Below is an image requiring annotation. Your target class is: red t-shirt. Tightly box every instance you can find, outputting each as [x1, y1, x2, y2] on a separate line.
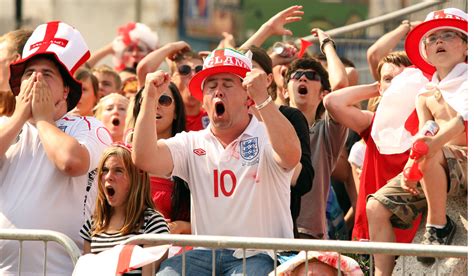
[185, 109, 209, 132]
[352, 115, 422, 243]
[150, 176, 174, 220]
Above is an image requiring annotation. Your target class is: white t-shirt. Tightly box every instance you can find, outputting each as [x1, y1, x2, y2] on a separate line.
[164, 116, 294, 239]
[348, 140, 366, 170]
[0, 115, 111, 276]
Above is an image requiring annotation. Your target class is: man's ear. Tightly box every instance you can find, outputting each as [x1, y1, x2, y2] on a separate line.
[320, 89, 330, 99]
[266, 73, 273, 87]
[12, 53, 21, 62]
[63, 86, 70, 99]
[246, 96, 255, 108]
[283, 87, 290, 100]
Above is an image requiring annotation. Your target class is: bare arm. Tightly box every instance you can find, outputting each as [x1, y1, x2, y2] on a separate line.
[32, 74, 90, 176]
[313, 28, 348, 91]
[136, 41, 191, 88]
[367, 21, 419, 80]
[243, 69, 301, 170]
[86, 42, 114, 68]
[83, 241, 91, 254]
[240, 5, 303, 49]
[415, 95, 464, 158]
[132, 71, 174, 176]
[323, 82, 379, 134]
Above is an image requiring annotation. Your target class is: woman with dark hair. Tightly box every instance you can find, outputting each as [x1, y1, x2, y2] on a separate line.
[126, 81, 191, 234]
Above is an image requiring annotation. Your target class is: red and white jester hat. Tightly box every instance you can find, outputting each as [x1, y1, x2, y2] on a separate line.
[405, 8, 468, 75]
[188, 48, 253, 102]
[9, 21, 90, 111]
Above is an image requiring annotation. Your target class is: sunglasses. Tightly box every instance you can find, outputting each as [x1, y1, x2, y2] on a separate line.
[290, 70, 321, 81]
[423, 31, 463, 45]
[158, 94, 173, 107]
[178, 64, 203, 76]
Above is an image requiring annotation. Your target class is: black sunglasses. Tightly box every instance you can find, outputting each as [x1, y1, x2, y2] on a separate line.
[178, 64, 203, 76]
[158, 94, 173, 107]
[290, 71, 321, 81]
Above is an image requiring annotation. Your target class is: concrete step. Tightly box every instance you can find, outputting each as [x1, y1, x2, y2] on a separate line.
[392, 195, 467, 275]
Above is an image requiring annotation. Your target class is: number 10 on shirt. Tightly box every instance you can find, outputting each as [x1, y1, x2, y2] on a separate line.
[213, 169, 237, 197]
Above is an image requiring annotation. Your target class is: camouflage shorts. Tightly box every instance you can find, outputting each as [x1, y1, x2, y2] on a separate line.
[368, 144, 467, 229]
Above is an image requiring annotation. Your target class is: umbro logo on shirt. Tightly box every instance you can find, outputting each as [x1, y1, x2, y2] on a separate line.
[193, 148, 206, 156]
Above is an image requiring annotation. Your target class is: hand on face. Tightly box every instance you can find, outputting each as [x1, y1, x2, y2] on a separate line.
[31, 72, 56, 123]
[242, 69, 269, 105]
[14, 72, 35, 122]
[144, 70, 171, 99]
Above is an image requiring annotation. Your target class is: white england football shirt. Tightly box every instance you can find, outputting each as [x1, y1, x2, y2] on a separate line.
[0, 115, 111, 275]
[165, 116, 294, 239]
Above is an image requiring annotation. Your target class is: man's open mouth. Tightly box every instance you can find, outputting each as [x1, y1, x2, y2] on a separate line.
[215, 102, 225, 116]
[298, 85, 308, 95]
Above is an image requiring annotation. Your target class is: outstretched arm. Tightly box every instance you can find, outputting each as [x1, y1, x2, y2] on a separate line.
[243, 69, 301, 170]
[240, 5, 303, 49]
[323, 82, 379, 134]
[367, 20, 420, 80]
[136, 41, 191, 88]
[313, 28, 348, 91]
[86, 42, 114, 68]
[132, 71, 174, 177]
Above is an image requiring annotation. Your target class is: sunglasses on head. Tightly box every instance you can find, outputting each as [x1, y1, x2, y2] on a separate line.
[178, 64, 203, 76]
[158, 94, 173, 107]
[290, 70, 321, 81]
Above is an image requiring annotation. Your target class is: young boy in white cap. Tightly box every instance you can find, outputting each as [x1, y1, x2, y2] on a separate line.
[132, 48, 301, 275]
[367, 7, 468, 272]
[0, 21, 111, 274]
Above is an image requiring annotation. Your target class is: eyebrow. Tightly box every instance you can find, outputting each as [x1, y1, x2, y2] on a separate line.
[206, 77, 236, 83]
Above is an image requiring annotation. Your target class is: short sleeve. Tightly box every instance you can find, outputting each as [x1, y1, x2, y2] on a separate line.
[64, 117, 112, 172]
[162, 131, 191, 182]
[79, 218, 93, 242]
[144, 208, 170, 234]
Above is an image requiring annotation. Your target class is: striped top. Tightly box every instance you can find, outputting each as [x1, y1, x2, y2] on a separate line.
[80, 208, 169, 253]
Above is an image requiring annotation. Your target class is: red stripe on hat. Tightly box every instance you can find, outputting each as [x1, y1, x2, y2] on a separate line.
[37, 21, 60, 53]
[116, 245, 135, 274]
[70, 50, 91, 75]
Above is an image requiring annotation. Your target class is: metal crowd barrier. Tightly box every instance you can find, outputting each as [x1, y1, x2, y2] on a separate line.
[125, 234, 468, 275]
[0, 228, 81, 275]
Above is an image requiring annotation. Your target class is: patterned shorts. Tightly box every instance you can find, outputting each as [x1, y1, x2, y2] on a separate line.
[368, 145, 467, 229]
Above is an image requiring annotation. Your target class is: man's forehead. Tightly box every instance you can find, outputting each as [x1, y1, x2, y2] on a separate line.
[426, 28, 461, 36]
[24, 56, 60, 71]
[204, 73, 240, 83]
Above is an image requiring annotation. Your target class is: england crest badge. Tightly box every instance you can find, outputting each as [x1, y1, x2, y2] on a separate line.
[240, 137, 259, 161]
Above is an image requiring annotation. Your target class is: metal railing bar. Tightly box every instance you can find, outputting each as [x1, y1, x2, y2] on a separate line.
[0, 229, 81, 265]
[212, 248, 216, 276]
[300, 0, 446, 42]
[124, 234, 467, 258]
